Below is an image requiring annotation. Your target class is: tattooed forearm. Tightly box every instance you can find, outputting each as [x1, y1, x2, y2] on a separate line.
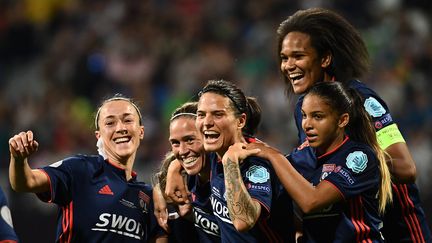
[223, 158, 260, 228]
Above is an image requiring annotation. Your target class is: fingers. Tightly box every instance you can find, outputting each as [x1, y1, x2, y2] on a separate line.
[155, 208, 170, 233]
[9, 131, 38, 159]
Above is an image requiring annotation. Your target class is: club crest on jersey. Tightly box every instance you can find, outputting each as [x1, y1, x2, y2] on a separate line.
[346, 151, 368, 173]
[364, 97, 386, 118]
[138, 191, 150, 213]
[246, 165, 269, 183]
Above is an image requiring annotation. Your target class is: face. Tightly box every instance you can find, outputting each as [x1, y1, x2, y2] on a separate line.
[196, 92, 245, 156]
[95, 100, 144, 162]
[280, 31, 331, 94]
[301, 94, 347, 155]
[169, 116, 205, 175]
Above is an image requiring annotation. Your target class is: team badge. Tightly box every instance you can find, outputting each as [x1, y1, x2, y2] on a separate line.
[346, 151, 368, 173]
[246, 165, 269, 183]
[364, 97, 386, 117]
[138, 191, 150, 213]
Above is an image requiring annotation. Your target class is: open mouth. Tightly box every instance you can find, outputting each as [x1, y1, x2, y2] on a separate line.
[289, 73, 304, 83]
[113, 136, 131, 144]
[203, 130, 220, 143]
[183, 156, 198, 165]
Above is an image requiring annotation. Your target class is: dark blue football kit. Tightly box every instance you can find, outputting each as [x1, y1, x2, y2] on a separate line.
[188, 173, 221, 242]
[37, 155, 163, 243]
[290, 80, 431, 242]
[0, 187, 18, 243]
[209, 152, 295, 243]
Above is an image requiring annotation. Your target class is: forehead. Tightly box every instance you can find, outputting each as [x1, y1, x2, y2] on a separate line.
[282, 31, 314, 51]
[169, 117, 197, 134]
[99, 100, 139, 118]
[198, 92, 231, 111]
[302, 94, 330, 111]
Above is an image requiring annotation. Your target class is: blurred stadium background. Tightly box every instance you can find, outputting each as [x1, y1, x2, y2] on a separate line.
[0, 0, 431, 242]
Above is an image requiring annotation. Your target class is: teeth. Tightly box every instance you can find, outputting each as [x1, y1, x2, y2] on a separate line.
[289, 73, 302, 79]
[204, 131, 218, 135]
[114, 137, 130, 143]
[183, 157, 197, 165]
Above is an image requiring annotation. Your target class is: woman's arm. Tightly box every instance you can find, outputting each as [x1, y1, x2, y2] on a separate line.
[164, 159, 190, 204]
[385, 142, 416, 183]
[222, 143, 262, 232]
[246, 142, 343, 214]
[8, 131, 49, 193]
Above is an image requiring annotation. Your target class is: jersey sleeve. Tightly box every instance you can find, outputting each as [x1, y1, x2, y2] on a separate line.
[36, 156, 83, 205]
[323, 148, 380, 199]
[241, 157, 274, 213]
[0, 188, 18, 242]
[356, 83, 406, 149]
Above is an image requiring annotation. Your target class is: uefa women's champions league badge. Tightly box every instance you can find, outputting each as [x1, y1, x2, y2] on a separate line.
[246, 165, 269, 183]
[138, 191, 150, 213]
[364, 97, 386, 118]
[346, 151, 368, 173]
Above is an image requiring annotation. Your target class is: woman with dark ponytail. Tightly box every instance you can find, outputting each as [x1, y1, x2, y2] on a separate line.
[247, 82, 392, 242]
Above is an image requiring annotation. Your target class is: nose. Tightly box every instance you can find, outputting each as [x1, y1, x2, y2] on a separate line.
[282, 58, 295, 72]
[178, 142, 189, 157]
[203, 114, 213, 127]
[302, 116, 312, 131]
[116, 121, 128, 134]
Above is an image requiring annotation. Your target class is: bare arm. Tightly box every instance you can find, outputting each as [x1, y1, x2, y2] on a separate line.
[222, 143, 262, 232]
[246, 142, 343, 214]
[164, 159, 190, 204]
[386, 142, 416, 183]
[8, 131, 49, 193]
[153, 184, 170, 233]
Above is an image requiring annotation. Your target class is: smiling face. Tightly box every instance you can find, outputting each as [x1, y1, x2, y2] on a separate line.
[301, 93, 348, 155]
[196, 92, 245, 156]
[169, 116, 205, 175]
[280, 31, 332, 95]
[95, 100, 144, 164]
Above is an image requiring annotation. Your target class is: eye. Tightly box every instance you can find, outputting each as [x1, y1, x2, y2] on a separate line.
[105, 120, 115, 126]
[170, 140, 180, 147]
[186, 138, 195, 145]
[196, 112, 205, 119]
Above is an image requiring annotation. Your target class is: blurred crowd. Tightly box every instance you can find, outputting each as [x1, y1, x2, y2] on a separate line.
[0, 0, 431, 242]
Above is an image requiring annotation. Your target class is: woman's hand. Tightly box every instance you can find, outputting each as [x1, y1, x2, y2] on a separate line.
[9, 131, 39, 162]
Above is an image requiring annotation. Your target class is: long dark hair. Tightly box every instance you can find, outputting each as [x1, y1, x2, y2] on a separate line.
[277, 8, 370, 95]
[199, 79, 262, 137]
[305, 82, 392, 213]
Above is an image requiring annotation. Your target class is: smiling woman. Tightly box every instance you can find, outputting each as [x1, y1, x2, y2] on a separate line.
[8, 94, 167, 243]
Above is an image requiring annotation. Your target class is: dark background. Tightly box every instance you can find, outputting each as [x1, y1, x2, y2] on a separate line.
[0, 0, 431, 242]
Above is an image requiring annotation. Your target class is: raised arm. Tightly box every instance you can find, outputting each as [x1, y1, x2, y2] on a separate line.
[222, 143, 262, 232]
[246, 142, 343, 214]
[164, 159, 190, 204]
[8, 131, 49, 193]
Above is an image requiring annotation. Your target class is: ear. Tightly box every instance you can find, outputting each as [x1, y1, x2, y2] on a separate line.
[95, 131, 100, 139]
[139, 125, 145, 139]
[321, 51, 332, 68]
[238, 113, 246, 129]
[338, 113, 349, 128]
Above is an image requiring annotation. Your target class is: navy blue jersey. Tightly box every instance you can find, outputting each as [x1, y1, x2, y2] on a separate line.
[37, 155, 162, 243]
[209, 152, 295, 243]
[0, 187, 18, 242]
[188, 174, 221, 242]
[166, 213, 200, 243]
[295, 137, 384, 242]
[293, 80, 431, 242]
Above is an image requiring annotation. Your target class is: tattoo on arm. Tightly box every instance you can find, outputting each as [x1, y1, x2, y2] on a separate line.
[223, 158, 259, 227]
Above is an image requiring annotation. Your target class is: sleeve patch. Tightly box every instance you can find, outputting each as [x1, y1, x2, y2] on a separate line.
[374, 113, 393, 130]
[346, 151, 368, 173]
[376, 124, 406, 149]
[246, 165, 269, 183]
[364, 97, 386, 117]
